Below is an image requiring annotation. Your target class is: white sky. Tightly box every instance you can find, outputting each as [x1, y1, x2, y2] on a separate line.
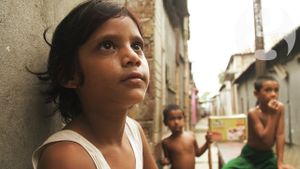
[188, 0, 300, 96]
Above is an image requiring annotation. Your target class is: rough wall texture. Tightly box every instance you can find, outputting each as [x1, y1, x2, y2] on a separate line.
[0, 1, 84, 169]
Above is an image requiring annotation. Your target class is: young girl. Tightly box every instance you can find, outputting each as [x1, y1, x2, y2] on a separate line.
[31, 1, 158, 169]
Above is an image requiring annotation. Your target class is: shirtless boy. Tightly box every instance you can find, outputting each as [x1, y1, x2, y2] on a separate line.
[223, 75, 294, 169]
[161, 104, 212, 169]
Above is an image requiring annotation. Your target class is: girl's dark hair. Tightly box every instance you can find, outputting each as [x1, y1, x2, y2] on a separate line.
[254, 75, 277, 92]
[34, 0, 143, 123]
[163, 104, 184, 125]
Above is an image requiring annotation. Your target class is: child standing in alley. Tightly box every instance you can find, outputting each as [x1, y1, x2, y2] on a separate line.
[223, 75, 294, 169]
[160, 104, 212, 169]
[31, 1, 157, 169]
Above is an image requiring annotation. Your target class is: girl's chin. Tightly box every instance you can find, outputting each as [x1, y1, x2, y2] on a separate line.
[124, 97, 144, 106]
[128, 93, 145, 102]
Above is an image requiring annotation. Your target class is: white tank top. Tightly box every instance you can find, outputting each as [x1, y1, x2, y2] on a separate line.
[32, 117, 143, 169]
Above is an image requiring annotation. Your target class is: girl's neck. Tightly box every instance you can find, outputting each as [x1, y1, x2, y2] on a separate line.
[66, 107, 128, 145]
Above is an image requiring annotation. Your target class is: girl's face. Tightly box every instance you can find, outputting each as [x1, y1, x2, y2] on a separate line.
[165, 109, 185, 133]
[255, 80, 279, 104]
[75, 16, 149, 111]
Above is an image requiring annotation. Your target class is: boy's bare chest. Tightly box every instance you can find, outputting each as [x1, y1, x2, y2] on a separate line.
[257, 109, 279, 126]
[258, 112, 268, 126]
[167, 138, 195, 153]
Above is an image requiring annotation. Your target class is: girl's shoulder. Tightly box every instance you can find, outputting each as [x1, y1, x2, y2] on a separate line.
[33, 131, 95, 169]
[39, 141, 94, 168]
[32, 130, 98, 169]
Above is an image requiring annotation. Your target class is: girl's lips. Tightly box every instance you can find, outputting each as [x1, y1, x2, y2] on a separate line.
[121, 72, 144, 82]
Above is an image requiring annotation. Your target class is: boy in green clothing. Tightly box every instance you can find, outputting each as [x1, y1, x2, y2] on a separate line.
[223, 75, 294, 169]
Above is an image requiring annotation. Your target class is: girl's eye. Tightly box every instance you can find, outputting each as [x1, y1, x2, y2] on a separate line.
[131, 42, 143, 51]
[99, 41, 115, 50]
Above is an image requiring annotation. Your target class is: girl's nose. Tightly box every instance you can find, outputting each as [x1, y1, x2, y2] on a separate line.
[122, 46, 142, 67]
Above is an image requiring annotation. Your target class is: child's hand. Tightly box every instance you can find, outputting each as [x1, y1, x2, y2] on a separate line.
[205, 131, 213, 144]
[268, 99, 282, 113]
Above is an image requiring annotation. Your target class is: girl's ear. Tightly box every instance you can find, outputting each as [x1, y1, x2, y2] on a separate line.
[64, 75, 80, 89]
[64, 79, 78, 88]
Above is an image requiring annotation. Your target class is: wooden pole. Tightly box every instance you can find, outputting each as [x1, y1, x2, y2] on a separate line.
[253, 0, 266, 76]
[208, 118, 212, 169]
[208, 143, 212, 169]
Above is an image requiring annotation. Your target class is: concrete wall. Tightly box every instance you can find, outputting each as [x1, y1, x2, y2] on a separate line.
[237, 81, 250, 114]
[285, 53, 300, 145]
[152, 0, 173, 143]
[219, 81, 234, 115]
[236, 76, 256, 114]
[0, 1, 85, 169]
